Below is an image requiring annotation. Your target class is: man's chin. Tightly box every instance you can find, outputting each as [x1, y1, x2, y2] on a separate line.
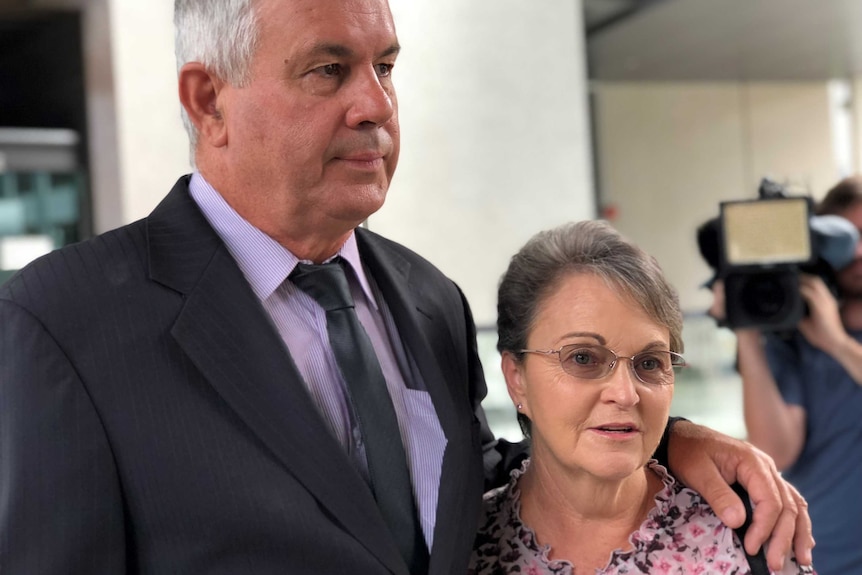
[339, 191, 388, 226]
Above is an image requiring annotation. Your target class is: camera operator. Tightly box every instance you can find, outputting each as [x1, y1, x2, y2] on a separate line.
[709, 176, 862, 575]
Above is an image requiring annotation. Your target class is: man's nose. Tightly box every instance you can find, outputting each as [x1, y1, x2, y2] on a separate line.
[345, 68, 395, 128]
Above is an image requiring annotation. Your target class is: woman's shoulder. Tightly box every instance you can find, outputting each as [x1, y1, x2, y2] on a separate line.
[618, 461, 750, 571]
[472, 463, 523, 559]
[638, 461, 815, 575]
[470, 460, 571, 575]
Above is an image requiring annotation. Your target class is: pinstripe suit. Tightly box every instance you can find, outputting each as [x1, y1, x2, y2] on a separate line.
[0, 176, 513, 574]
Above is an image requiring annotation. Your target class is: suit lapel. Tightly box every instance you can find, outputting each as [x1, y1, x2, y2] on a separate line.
[356, 229, 482, 573]
[355, 230, 461, 446]
[146, 178, 407, 574]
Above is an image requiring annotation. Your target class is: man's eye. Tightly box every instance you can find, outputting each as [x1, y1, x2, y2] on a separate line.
[376, 63, 393, 77]
[316, 63, 342, 77]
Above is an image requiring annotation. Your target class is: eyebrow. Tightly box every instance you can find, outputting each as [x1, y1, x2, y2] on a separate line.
[304, 41, 401, 60]
[556, 332, 605, 345]
[555, 334, 670, 351]
[639, 341, 674, 351]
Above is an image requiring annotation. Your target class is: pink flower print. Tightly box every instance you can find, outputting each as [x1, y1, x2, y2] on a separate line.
[689, 524, 706, 539]
[673, 553, 685, 563]
[527, 565, 543, 575]
[704, 545, 719, 558]
[716, 560, 732, 573]
[656, 558, 673, 573]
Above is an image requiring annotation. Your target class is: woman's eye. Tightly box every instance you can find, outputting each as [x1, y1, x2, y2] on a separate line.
[638, 356, 663, 371]
[568, 350, 595, 365]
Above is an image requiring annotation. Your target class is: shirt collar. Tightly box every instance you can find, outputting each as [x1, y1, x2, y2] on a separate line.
[187, 171, 377, 308]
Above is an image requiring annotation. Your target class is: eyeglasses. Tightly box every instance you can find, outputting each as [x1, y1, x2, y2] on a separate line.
[518, 344, 686, 386]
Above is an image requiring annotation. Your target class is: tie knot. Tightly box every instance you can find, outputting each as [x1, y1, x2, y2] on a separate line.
[290, 259, 355, 312]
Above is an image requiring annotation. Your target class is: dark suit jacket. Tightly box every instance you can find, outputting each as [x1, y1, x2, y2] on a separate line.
[0, 176, 522, 574]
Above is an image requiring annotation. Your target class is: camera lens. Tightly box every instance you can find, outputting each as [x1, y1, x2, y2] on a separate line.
[740, 275, 789, 320]
[725, 269, 805, 330]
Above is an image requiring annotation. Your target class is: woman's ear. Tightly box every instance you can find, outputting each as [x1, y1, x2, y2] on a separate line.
[501, 351, 529, 418]
[178, 62, 228, 148]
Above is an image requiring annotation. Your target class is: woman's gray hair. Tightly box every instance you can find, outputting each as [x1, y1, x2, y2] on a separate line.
[174, 0, 260, 153]
[497, 220, 684, 357]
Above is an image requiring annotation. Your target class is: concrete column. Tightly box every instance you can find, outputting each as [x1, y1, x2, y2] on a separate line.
[378, 0, 595, 325]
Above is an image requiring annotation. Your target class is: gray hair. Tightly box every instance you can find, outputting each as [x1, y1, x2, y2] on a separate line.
[497, 220, 684, 357]
[174, 0, 260, 155]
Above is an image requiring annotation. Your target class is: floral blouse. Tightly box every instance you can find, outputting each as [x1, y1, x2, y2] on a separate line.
[468, 459, 814, 575]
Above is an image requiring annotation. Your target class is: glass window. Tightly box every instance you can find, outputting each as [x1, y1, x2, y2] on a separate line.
[0, 171, 85, 285]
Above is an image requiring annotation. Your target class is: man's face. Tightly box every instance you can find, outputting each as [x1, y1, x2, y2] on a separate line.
[216, 0, 400, 231]
[836, 202, 862, 297]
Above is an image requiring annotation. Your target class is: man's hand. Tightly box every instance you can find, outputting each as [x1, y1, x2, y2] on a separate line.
[798, 273, 862, 385]
[797, 274, 845, 351]
[668, 419, 814, 571]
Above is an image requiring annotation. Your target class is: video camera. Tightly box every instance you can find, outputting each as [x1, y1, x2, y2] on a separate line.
[698, 178, 859, 331]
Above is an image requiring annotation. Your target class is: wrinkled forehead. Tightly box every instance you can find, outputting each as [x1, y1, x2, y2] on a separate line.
[251, 0, 398, 66]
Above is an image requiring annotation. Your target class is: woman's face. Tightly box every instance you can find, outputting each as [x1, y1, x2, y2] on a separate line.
[504, 272, 675, 483]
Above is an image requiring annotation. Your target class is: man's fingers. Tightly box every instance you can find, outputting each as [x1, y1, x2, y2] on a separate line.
[701, 476, 747, 529]
[751, 479, 795, 569]
[745, 472, 815, 571]
[789, 485, 815, 567]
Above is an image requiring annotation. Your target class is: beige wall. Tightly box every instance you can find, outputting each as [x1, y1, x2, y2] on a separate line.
[854, 78, 862, 173]
[378, 0, 594, 326]
[106, 0, 190, 226]
[593, 81, 839, 312]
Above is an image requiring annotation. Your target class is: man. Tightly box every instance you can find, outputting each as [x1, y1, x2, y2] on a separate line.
[711, 176, 862, 574]
[0, 0, 811, 573]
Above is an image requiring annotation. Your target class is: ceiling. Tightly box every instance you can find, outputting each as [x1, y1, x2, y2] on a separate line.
[585, 0, 862, 81]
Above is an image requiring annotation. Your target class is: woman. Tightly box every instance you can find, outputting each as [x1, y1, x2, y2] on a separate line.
[469, 220, 813, 575]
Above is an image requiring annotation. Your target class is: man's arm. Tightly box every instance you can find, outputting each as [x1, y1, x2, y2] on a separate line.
[478, 406, 530, 491]
[797, 274, 862, 385]
[735, 329, 807, 469]
[0, 298, 126, 573]
[667, 419, 814, 572]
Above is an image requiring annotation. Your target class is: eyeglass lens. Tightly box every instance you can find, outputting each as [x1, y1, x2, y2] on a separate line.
[558, 344, 680, 385]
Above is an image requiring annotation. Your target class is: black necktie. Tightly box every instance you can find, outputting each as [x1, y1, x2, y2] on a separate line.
[290, 259, 429, 573]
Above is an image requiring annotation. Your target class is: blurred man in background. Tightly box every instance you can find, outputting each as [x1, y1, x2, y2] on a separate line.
[711, 176, 862, 574]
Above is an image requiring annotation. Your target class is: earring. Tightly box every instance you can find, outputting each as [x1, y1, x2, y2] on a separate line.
[516, 403, 523, 411]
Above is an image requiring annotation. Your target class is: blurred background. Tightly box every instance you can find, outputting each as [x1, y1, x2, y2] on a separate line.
[3, 0, 861, 441]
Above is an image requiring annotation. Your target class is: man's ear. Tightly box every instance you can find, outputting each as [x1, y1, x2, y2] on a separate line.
[178, 62, 228, 148]
[501, 351, 530, 418]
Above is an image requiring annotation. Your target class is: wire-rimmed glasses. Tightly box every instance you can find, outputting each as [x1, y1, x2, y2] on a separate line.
[518, 343, 686, 386]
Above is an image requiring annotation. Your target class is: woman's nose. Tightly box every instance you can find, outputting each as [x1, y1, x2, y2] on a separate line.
[601, 359, 640, 406]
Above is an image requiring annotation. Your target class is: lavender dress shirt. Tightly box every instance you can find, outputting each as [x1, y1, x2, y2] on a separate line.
[188, 172, 446, 549]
